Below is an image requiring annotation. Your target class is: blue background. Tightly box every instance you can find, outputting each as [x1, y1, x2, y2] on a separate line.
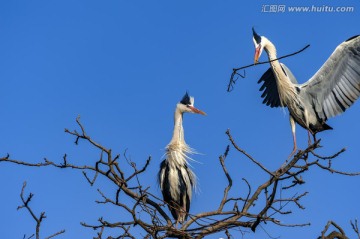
[0, 1, 359, 238]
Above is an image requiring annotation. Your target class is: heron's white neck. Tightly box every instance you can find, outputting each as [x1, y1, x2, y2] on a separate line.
[166, 107, 192, 165]
[262, 37, 279, 61]
[262, 37, 297, 107]
[169, 107, 185, 145]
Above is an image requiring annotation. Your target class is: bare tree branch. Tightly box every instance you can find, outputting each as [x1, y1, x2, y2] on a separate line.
[225, 129, 274, 176]
[351, 219, 360, 239]
[17, 182, 65, 239]
[2, 117, 359, 239]
[319, 221, 349, 239]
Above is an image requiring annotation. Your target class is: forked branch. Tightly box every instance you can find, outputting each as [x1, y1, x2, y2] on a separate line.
[17, 182, 65, 239]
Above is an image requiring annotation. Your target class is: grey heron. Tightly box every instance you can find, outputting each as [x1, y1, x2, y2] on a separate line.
[158, 92, 206, 224]
[252, 28, 360, 156]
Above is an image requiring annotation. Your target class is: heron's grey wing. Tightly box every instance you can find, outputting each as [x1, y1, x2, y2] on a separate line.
[301, 35, 360, 120]
[258, 63, 298, 108]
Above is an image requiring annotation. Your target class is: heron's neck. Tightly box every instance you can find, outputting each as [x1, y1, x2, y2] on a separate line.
[263, 39, 276, 59]
[263, 37, 297, 106]
[167, 107, 193, 166]
[169, 108, 185, 146]
[263, 38, 285, 77]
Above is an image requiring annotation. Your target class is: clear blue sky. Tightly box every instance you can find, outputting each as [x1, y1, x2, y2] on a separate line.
[0, 1, 359, 238]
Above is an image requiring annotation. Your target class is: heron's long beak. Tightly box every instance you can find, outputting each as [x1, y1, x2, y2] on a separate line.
[189, 106, 206, 115]
[254, 44, 261, 64]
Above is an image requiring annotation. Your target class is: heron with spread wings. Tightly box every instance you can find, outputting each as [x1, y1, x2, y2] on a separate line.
[158, 92, 206, 225]
[252, 28, 360, 156]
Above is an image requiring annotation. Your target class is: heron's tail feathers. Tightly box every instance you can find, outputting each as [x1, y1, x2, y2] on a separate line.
[309, 121, 333, 134]
[322, 123, 333, 131]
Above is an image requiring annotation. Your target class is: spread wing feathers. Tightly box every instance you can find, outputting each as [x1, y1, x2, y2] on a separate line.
[258, 63, 298, 108]
[301, 35, 360, 120]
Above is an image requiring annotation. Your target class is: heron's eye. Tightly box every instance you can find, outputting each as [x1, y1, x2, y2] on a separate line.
[186, 104, 190, 108]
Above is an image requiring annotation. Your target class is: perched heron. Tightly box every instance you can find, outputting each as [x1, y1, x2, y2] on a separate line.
[252, 28, 360, 156]
[158, 92, 206, 224]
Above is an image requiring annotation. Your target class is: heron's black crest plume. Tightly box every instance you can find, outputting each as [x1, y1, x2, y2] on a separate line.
[180, 92, 191, 105]
[252, 27, 261, 44]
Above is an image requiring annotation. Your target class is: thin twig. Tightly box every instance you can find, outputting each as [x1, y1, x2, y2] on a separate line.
[227, 44, 310, 92]
[351, 219, 360, 239]
[18, 182, 65, 239]
[226, 129, 274, 176]
[320, 221, 349, 239]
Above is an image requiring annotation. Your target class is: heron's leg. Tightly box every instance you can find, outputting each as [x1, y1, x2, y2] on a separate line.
[288, 116, 297, 159]
[307, 131, 312, 146]
[312, 133, 318, 146]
